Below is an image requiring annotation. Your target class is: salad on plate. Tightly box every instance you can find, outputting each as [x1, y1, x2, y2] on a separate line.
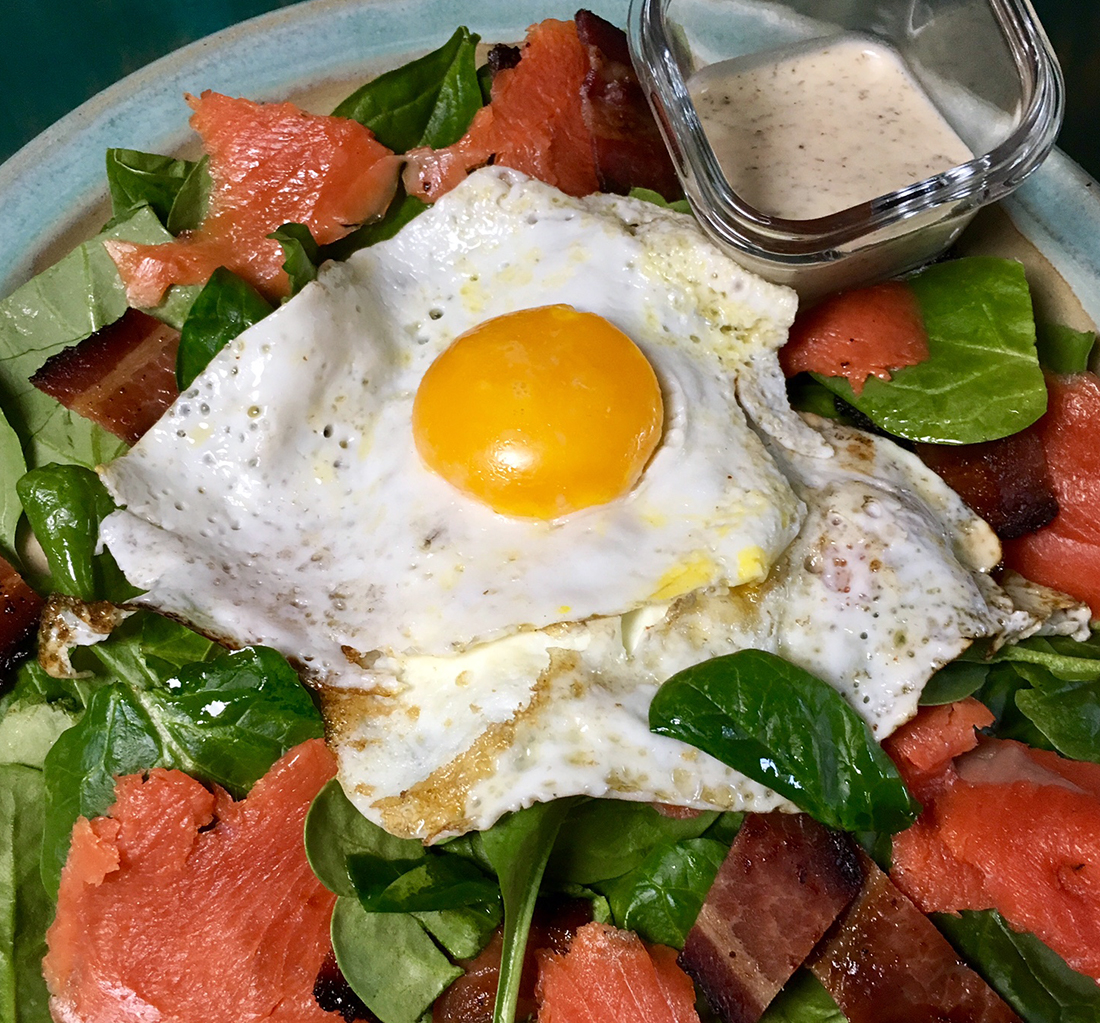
[1, 4, 1099, 1023]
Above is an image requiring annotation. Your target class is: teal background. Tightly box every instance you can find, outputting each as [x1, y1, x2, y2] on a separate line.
[0, 0, 1097, 178]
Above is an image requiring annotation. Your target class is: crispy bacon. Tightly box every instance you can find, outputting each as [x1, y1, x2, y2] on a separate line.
[0, 555, 43, 675]
[808, 851, 1020, 1023]
[574, 10, 682, 200]
[30, 309, 180, 446]
[914, 429, 1058, 540]
[678, 813, 862, 1023]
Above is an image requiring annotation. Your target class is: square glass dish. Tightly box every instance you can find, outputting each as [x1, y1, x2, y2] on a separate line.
[628, 0, 1064, 297]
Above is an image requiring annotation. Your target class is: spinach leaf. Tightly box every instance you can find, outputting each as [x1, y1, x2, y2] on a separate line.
[935, 910, 1100, 1023]
[596, 837, 727, 948]
[0, 208, 172, 472]
[0, 407, 24, 559]
[334, 27, 482, 152]
[816, 258, 1046, 443]
[416, 901, 502, 960]
[176, 267, 273, 389]
[1035, 322, 1096, 375]
[546, 799, 718, 885]
[919, 658, 992, 706]
[628, 186, 693, 215]
[321, 189, 427, 261]
[270, 223, 320, 297]
[105, 149, 209, 231]
[649, 650, 920, 833]
[16, 463, 138, 602]
[481, 799, 578, 1023]
[0, 765, 51, 1023]
[758, 970, 847, 1023]
[786, 374, 845, 420]
[331, 896, 462, 1023]
[351, 853, 499, 913]
[305, 778, 426, 898]
[40, 618, 321, 895]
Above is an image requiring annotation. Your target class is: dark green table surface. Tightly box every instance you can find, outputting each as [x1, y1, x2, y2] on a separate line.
[1, 0, 1097, 178]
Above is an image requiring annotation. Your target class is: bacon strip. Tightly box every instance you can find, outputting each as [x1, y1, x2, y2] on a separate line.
[915, 430, 1058, 540]
[574, 10, 682, 200]
[0, 555, 43, 673]
[678, 813, 862, 1023]
[30, 309, 180, 446]
[808, 851, 1021, 1023]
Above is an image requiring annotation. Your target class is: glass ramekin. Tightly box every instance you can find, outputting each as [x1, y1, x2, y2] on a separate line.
[628, 0, 1064, 297]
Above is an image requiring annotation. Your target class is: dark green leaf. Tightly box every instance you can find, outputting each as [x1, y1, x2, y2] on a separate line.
[105, 149, 204, 227]
[415, 901, 502, 960]
[166, 156, 211, 234]
[476, 62, 494, 104]
[481, 799, 579, 1023]
[786, 374, 844, 419]
[546, 799, 718, 885]
[331, 896, 462, 1023]
[975, 662, 1056, 750]
[919, 659, 992, 706]
[270, 223, 320, 297]
[0, 765, 52, 1022]
[1014, 675, 1100, 763]
[1035, 322, 1096, 374]
[176, 267, 274, 389]
[353, 854, 500, 913]
[597, 837, 727, 947]
[334, 27, 482, 151]
[649, 650, 920, 833]
[305, 778, 426, 898]
[701, 811, 744, 845]
[322, 189, 427, 261]
[759, 970, 847, 1023]
[935, 910, 1100, 1023]
[816, 258, 1046, 443]
[17, 463, 139, 601]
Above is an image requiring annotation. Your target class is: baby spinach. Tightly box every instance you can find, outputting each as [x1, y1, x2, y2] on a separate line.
[758, 971, 847, 1023]
[0, 765, 52, 1023]
[546, 798, 718, 885]
[628, 187, 692, 215]
[0, 407, 24, 559]
[649, 650, 920, 834]
[40, 616, 321, 895]
[1035, 322, 1096, 374]
[270, 223, 320, 297]
[935, 910, 1100, 1022]
[334, 27, 483, 152]
[481, 799, 578, 1023]
[918, 657, 992, 706]
[596, 837, 727, 948]
[331, 897, 462, 1023]
[816, 258, 1046, 444]
[105, 149, 210, 232]
[351, 853, 500, 913]
[176, 267, 273, 389]
[17, 463, 138, 602]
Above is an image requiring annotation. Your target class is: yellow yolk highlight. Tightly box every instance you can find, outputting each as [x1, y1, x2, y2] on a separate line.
[412, 305, 664, 519]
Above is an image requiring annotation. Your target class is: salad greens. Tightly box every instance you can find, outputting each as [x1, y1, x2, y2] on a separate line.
[649, 650, 920, 834]
[104, 149, 210, 233]
[813, 257, 1046, 444]
[0, 408, 25, 558]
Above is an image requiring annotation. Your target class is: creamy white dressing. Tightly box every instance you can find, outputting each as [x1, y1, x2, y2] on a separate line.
[690, 36, 974, 220]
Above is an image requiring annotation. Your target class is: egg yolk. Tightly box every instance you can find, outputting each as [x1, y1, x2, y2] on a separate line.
[412, 305, 664, 519]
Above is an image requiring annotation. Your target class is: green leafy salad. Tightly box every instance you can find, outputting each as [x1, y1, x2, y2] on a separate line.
[1, 17, 1100, 1023]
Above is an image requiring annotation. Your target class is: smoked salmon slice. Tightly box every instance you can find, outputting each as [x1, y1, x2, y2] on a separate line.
[107, 92, 401, 308]
[778, 280, 930, 395]
[44, 738, 339, 1022]
[1002, 371, 1100, 618]
[536, 921, 700, 1023]
[886, 702, 1100, 980]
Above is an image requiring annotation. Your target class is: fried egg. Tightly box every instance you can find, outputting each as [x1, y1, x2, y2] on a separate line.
[98, 168, 1084, 841]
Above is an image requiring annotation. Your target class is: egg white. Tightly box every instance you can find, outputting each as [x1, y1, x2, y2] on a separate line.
[97, 168, 1085, 841]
